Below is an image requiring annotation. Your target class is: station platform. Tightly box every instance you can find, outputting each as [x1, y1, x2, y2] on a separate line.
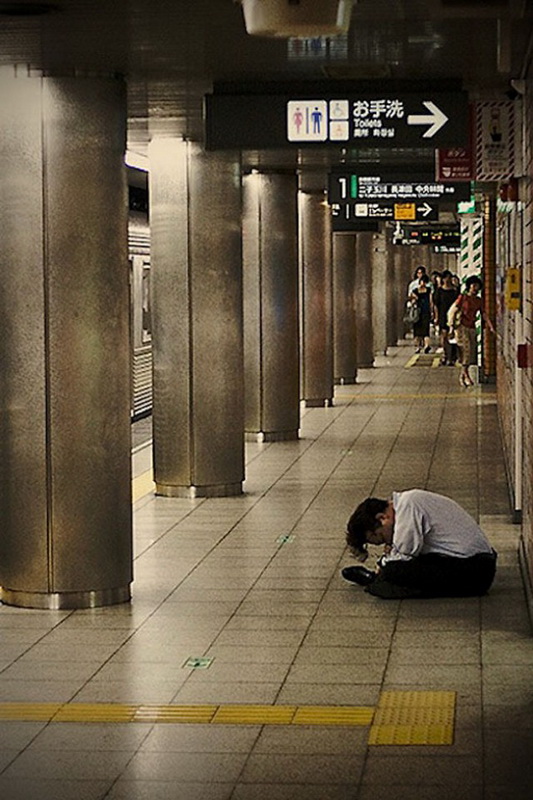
[1, 342, 532, 800]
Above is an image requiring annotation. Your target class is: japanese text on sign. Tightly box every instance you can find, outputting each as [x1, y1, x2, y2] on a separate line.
[328, 172, 471, 204]
[357, 179, 454, 199]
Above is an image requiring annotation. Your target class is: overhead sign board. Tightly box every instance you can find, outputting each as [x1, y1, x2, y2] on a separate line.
[332, 201, 438, 223]
[205, 88, 469, 150]
[331, 211, 380, 233]
[400, 227, 460, 246]
[328, 170, 471, 203]
[436, 147, 474, 181]
[434, 244, 460, 254]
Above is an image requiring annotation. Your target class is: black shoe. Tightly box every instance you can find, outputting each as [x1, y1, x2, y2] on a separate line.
[341, 566, 376, 586]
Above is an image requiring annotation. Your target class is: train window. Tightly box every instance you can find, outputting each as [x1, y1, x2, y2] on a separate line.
[142, 264, 151, 344]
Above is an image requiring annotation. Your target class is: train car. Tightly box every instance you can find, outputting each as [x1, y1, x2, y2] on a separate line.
[128, 170, 152, 420]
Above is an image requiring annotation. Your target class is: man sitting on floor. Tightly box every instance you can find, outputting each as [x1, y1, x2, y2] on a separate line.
[342, 489, 497, 599]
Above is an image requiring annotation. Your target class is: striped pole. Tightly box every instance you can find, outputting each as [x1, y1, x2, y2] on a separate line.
[482, 193, 497, 380]
[459, 215, 484, 382]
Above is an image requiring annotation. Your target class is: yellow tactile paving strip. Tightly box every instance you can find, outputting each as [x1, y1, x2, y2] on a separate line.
[0, 692, 455, 745]
[0, 702, 372, 726]
[212, 705, 297, 725]
[405, 353, 445, 369]
[339, 391, 495, 402]
[292, 705, 374, 726]
[132, 469, 155, 502]
[368, 690, 456, 745]
[405, 353, 422, 368]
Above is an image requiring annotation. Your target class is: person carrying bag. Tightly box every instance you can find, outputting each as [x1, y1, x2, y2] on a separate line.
[447, 275, 495, 386]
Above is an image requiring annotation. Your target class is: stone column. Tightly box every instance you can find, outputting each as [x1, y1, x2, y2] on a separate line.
[354, 232, 374, 367]
[0, 74, 131, 608]
[299, 185, 334, 407]
[243, 171, 299, 440]
[386, 241, 398, 348]
[372, 230, 388, 356]
[148, 139, 244, 497]
[332, 234, 357, 384]
[394, 246, 407, 341]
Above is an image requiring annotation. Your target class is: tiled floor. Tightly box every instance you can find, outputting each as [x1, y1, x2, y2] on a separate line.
[1, 343, 532, 799]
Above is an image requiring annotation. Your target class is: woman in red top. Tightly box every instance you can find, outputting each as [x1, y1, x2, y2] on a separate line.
[449, 276, 495, 387]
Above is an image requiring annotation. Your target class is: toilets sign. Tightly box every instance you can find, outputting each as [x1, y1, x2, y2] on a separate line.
[205, 88, 469, 149]
[287, 97, 447, 143]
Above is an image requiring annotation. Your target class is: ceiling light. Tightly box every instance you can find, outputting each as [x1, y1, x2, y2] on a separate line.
[239, 0, 354, 38]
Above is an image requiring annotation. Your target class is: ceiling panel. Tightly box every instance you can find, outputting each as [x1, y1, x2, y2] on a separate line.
[0, 0, 531, 156]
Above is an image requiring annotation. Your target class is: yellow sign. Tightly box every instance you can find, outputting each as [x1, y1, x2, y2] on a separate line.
[394, 203, 416, 221]
[505, 267, 521, 311]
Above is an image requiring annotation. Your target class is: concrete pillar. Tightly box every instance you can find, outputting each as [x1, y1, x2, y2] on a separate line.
[243, 171, 299, 440]
[299, 186, 334, 407]
[386, 241, 397, 348]
[394, 247, 407, 341]
[332, 234, 357, 384]
[355, 232, 374, 367]
[372, 230, 388, 356]
[149, 139, 244, 497]
[0, 75, 131, 609]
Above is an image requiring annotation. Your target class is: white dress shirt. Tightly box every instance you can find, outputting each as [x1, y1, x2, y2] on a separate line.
[383, 489, 493, 563]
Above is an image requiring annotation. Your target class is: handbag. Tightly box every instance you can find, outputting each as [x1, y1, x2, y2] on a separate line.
[403, 301, 420, 325]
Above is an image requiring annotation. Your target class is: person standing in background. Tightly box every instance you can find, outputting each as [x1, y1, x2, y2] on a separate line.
[411, 274, 434, 354]
[433, 270, 460, 365]
[408, 265, 429, 296]
[448, 275, 495, 386]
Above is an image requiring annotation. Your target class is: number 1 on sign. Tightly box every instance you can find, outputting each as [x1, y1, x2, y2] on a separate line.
[337, 177, 347, 200]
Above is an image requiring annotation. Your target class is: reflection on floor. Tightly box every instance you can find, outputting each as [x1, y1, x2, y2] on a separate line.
[0, 343, 532, 800]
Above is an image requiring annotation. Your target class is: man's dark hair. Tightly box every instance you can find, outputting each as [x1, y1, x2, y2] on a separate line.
[465, 275, 483, 291]
[346, 498, 388, 560]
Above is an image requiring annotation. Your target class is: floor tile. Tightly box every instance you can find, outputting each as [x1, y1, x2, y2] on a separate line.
[253, 725, 369, 754]
[238, 753, 365, 784]
[120, 751, 248, 782]
[107, 782, 233, 800]
[27, 723, 153, 751]
[276, 683, 381, 706]
[232, 786, 357, 800]
[2, 749, 134, 780]
[139, 724, 261, 752]
[0, 779, 112, 800]
[173, 682, 281, 704]
[361, 754, 483, 786]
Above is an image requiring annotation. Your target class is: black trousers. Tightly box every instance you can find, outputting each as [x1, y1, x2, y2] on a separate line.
[366, 550, 497, 599]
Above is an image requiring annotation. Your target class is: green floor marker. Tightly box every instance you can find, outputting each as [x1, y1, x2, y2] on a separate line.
[184, 657, 214, 669]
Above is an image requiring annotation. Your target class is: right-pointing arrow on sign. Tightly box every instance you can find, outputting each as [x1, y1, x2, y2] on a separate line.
[407, 101, 449, 138]
[417, 202, 433, 217]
